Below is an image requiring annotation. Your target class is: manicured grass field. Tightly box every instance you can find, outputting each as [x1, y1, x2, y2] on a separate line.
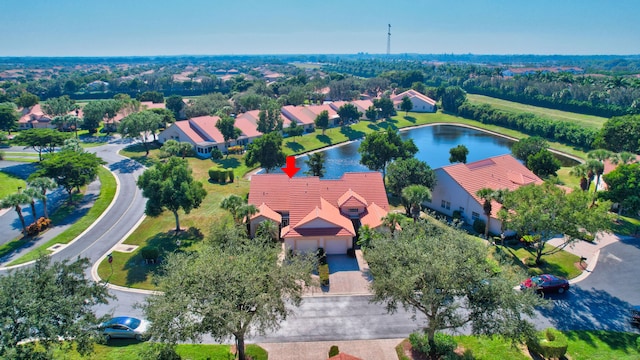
[7, 166, 117, 265]
[494, 242, 582, 279]
[0, 171, 26, 199]
[51, 341, 267, 360]
[467, 94, 608, 129]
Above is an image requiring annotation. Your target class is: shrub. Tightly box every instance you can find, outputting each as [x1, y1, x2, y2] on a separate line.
[218, 170, 227, 184]
[328, 345, 339, 357]
[346, 247, 355, 258]
[227, 145, 244, 154]
[527, 328, 568, 359]
[452, 210, 463, 220]
[210, 147, 223, 160]
[26, 217, 52, 236]
[472, 219, 486, 234]
[208, 167, 220, 182]
[228, 170, 235, 183]
[408, 332, 430, 356]
[138, 343, 180, 360]
[317, 247, 327, 265]
[318, 264, 329, 286]
[434, 333, 457, 357]
[636, 336, 640, 351]
[140, 246, 160, 263]
[0, 150, 4, 160]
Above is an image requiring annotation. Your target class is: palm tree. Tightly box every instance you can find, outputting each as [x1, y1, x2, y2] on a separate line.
[611, 151, 637, 166]
[23, 187, 44, 222]
[569, 164, 590, 191]
[475, 188, 496, 238]
[587, 149, 612, 192]
[381, 212, 403, 236]
[0, 193, 31, 235]
[357, 224, 376, 249]
[256, 220, 279, 242]
[220, 195, 245, 225]
[402, 185, 431, 222]
[304, 152, 326, 177]
[27, 177, 58, 219]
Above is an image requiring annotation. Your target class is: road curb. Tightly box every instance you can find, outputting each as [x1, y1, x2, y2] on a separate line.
[569, 249, 600, 284]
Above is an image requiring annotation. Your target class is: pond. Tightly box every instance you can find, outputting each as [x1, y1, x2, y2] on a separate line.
[267, 124, 579, 179]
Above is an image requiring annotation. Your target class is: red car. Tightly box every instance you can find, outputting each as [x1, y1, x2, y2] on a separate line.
[520, 274, 570, 294]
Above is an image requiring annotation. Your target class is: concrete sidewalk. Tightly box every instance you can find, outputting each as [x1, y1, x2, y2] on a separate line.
[258, 338, 403, 360]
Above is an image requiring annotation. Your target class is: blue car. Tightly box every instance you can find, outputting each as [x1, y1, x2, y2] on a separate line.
[101, 316, 149, 341]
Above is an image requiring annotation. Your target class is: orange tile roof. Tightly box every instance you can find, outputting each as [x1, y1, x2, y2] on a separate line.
[391, 89, 436, 105]
[441, 154, 543, 217]
[350, 99, 374, 113]
[249, 172, 389, 238]
[281, 105, 316, 125]
[251, 203, 282, 223]
[360, 202, 387, 228]
[173, 116, 224, 144]
[234, 116, 263, 138]
[337, 189, 368, 207]
[329, 353, 363, 360]
[140, 101, 166, 110]
[19, 104, 50, 124]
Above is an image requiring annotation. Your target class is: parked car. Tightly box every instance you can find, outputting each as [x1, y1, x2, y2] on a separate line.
[520, 274, 570, 294]
[631, 306, 640, 327]
[101, 316, 149, 341]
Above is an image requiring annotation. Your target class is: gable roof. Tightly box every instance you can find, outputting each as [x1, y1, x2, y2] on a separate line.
[440, 154, 543, 217]
[391, 89, 436, 106]
[338, 188, 368, 208]
[281, 105, 316, 125]
[249, 172, 389, 237]
[19, 104, 51, 125]
[173, 116, 224, 145]
[250, 203, 282, 223]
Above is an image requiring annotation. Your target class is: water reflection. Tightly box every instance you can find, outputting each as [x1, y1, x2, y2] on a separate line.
[266, 125, 578, 179]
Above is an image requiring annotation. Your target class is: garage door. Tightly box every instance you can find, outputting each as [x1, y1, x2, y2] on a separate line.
[325, 239, 348, 255]
[296, 239, 318, 253]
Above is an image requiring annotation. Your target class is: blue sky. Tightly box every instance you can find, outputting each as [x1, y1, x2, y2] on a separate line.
[2, 0, 639, 56]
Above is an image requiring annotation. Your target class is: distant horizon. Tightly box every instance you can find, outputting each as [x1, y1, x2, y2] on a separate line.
[2, 0, 638, 57]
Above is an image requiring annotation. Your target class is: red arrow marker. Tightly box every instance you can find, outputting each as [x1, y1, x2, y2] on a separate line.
[281, 156, 300, 178]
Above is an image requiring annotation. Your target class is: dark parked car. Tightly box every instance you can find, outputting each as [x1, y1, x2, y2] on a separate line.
[520, 274, 570, 294]
[631, 306, 640, 327]
[101, 316, 149, 341]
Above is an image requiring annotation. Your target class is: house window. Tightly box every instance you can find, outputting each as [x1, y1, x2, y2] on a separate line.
[459, 207, 464, 213]
[441, 200, 450, 210]
[472, 212, 480, 220]
[349, 208, 359, 213]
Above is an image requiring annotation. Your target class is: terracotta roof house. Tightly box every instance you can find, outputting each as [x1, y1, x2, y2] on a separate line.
[329, 353, 363, 360]
[248, 172, 390, 254]
[140, 101, 166, 110]
[158, 115, 263, 157]
[18, 104, 53, 129]
[328, 100, 372, 120]
[391, 89, 436, 113]
[426, 154, 543, 235]
[281, 105, 317, 132]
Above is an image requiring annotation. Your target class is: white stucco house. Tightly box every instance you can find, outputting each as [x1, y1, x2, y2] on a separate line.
[391, 89, 437, 113]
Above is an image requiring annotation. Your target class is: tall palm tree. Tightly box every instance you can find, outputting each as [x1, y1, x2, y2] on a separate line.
[256, 220, 279, 242]
[357, 224, 375, 249]
[304, 152, 326, 177]
[27, 177, 58, 219]
[569, 164, 590, 191]
[476, 188, 496, 238]
[23, 187, 44, 222]
[584, 159, 604, 192]
[402, 185, 431, 222]
[586, 149, 612, 192]
[220, 195, 245, 225]
[1, 193, 31, 236]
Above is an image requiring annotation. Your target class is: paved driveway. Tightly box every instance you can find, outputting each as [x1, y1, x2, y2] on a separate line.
[537, 237, 640, 332]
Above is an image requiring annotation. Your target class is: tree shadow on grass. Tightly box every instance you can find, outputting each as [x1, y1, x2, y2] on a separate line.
[214, 157, 240, 169]
[124, 227, 204, 286]
[339, 127, 365, 140]
[285, 141, 305, 153]
[378, 121, 398, 131]
[367, 123, 380, 131]
[316, 134, 331, 145]
[404, 116, 416, 123]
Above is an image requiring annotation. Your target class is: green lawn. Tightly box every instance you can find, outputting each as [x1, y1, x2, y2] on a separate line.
[7, 166, 117, 265]
[0, 171, 26, 199]
[51, 341, 267, 360]
[494, 242, 582, 279]
[467, 94, 608, 129]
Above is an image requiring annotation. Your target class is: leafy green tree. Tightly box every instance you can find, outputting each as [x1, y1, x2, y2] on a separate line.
[27, 177, 58, 219]
[161, 139, 194, 159]
[365, 222, 542, 355]
[601, 163, 640, 216]
[245, 131, 286, 173]
[476, 188, 503, 238]
[81, 99, 122, 134]
[52, 114, 82, 137]
[0, 192, 31, 235]
[33, 150, 105, 203]
[15, 128, 68, 161]
[149, 108, 175, 127]
[314, 110, 330, 135]
[256, 220, 279, 242]
[386, 158, 436, 214]
[400, 96, 413, 115]
[593, 114, 640, 153]
[449, 144, 469, 164]
[185, 93, 232, 118]
[569, 163, 590, 191]
[402, 185, 431, 221]
[137, 157, 207, 232]
[165, 95, 185, 120]
[0, 103, 19, 135]
[142, 229, 314, 360]
[118, 111, 163, 155]
[41, 95, 75, 118]
[511, 137, 548, 164]
[257, 100, 283, 134]
[137, 91, 164, 103]
[358, 128, 418, 178]
[60, 137, 84, 153]
[14, 92, 39, 108]
[215, 115, 241, 155]
[365, 105, 378, 121]
[304, 152, 326, 177]
[284, 120, 304, 140]
[440, 86, 466, 113]
[0, 255, 112, 359]
[373, 97, 395, 119]
[527, 149, 561, 178]
[381, 212, 403, 237]
[502, 182, 613, 264]
[337, 103, 361, 125]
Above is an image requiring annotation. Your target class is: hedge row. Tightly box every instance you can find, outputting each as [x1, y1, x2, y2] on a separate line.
[457, 102, 598, 150]
[208, 167, 235, 184]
